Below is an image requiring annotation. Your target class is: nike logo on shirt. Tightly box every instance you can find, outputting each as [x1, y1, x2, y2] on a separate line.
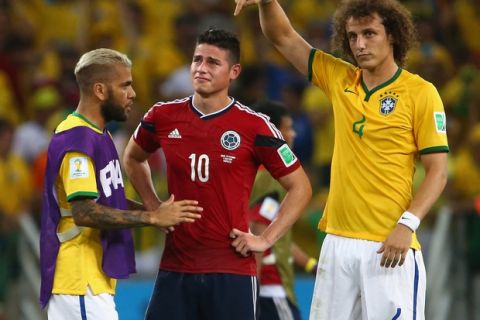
[344, 88, 358, 95]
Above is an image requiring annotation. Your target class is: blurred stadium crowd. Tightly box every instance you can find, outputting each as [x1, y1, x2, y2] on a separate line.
[1, 0, 480, 319]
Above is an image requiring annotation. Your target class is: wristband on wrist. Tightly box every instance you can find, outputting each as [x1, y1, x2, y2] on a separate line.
[397, 211, 420, 232]
[305, 257, 318, 273]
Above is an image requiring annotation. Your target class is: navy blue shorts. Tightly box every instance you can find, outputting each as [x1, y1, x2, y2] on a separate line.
[145, 271, 258, 320]
[257, 296, 302, 320]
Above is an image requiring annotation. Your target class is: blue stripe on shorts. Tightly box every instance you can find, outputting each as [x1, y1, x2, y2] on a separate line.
[79, 295, 87, 320]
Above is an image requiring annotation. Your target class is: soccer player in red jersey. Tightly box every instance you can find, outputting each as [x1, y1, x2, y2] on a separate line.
[123, 28, 312, 320]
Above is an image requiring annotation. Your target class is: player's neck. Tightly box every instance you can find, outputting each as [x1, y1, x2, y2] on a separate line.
[76, 100, 106, 130]
[192, 93, 233, 115]
[361, 59, 398, 90]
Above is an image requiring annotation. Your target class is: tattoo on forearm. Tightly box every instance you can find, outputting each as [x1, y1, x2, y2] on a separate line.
[72, 200, 148, 229]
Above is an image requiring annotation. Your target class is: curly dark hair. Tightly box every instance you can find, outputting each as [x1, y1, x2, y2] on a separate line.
[331, 0, 417, 67]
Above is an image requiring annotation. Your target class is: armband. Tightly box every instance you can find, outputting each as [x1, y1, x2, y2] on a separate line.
[305, 257, 318, 273]
[397, 211, 420, 232]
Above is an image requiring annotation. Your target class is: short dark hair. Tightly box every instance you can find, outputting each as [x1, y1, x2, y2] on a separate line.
[332, 0, 417, 67]
[254, 101, 290, 128]
[196, 27, 240, 64]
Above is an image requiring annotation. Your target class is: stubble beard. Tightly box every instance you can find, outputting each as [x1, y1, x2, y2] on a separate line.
[101, 93, 127, 123]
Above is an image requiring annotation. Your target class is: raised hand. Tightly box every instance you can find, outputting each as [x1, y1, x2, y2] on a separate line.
[149, 194, 202, 228]
[234, 0, 262, 16]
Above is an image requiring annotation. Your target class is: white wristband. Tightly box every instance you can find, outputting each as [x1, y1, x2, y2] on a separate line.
[397, 211, 420, 232]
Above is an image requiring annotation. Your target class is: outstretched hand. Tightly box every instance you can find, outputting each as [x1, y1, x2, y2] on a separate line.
[150, 194, 202, 229]
[230, 228, 272, 256]
[234, 0, 262, 16]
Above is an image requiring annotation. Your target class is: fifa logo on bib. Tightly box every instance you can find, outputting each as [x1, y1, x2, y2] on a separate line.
[379, 92, 399, 116]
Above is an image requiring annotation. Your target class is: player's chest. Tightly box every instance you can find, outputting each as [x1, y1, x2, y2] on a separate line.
[337, 89, 413, 139]
[157, 119, 255, 169]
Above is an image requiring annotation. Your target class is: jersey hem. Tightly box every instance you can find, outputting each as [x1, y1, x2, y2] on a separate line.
[320, 228, 421, 250]
[51, 288, 115, 296]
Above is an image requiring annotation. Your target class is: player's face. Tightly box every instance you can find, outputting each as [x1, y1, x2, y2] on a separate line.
[101, 64, 136, 122]
[279, 116, 296, 148]
[191, 43, 241, 97]
[346, 13, 395, 71]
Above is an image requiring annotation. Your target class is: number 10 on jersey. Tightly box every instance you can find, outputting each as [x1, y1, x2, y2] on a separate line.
[189, 153, 210, 182]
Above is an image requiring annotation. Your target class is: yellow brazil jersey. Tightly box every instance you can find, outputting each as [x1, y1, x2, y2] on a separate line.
[309, 49, 449, 249]
[52, 113, 116, 296]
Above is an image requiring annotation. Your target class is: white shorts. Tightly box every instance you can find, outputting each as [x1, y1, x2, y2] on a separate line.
[47, 286, 118, 320]
[310, 234, 426, 320]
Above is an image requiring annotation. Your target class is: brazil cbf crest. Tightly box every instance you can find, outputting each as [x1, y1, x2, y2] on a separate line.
[379, 91, 399, 116]
[221, 130, 241, 150]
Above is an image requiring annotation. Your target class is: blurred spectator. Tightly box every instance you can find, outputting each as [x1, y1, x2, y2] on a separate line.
[441, 64, 480, 151]
[281, 80, 313, 165]
[13, 85, 61, 163]
[302, 86, 334, 190]
[0, 119, 32, 320]
[454, 0, 480, 66]
[231, 65, 267, 106]
[448, 124, 480, 319]
[158, 13, 199, 101]
[407, 16, 454, 89]
[0, 32, 36, 115]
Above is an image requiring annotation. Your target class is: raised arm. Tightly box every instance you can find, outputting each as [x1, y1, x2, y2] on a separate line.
[123, 137, 161, 211]
[231, 167, 312, 255]
[234, 0, 312, 75]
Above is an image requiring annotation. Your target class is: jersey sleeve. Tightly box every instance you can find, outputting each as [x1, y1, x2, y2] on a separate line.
[253, 122, 301, 179]
[60, 152, 98, 201]
[308, 49, 355, 99]
[133, 106, 161, 153]
[413, 82, 449, 154]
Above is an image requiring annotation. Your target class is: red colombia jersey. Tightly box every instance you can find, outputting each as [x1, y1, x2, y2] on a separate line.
[133, 97, 300, 275]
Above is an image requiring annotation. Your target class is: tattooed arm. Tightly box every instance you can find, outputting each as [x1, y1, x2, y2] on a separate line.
[71, 195, 202, 229]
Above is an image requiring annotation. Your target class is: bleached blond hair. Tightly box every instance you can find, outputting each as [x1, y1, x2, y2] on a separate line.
[74, 48, 132, 93]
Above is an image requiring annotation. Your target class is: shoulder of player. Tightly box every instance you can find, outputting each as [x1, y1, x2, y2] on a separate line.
[231, 101, 282, 134]
[232, 101, 286, 140]
[400, 69, 438, 92]
[55, 114, 102, 135]
[313, 49, 358, 75]
[231, 100, 270, 124]
[147, 96, 191, 115]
